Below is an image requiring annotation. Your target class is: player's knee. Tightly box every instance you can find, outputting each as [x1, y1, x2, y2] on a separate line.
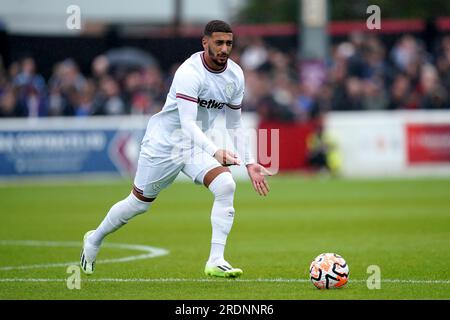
[126, 193, 151, 215]
[210, 172, 236, 199]
[221, 177, 236, 196]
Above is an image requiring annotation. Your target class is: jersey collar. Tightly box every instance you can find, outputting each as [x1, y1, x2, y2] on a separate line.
[201, 52, 227, 74]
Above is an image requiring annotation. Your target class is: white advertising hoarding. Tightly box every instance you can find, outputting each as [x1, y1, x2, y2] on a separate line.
[326, 111, 450, 177]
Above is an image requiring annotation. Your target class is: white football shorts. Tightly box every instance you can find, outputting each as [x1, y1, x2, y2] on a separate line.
[133, 142, 222, 199]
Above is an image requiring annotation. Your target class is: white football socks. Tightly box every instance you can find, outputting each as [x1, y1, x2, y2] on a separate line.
[207, 172, 236, 264]
[87, 173, 236, 266]
[88, 193, 150, 247]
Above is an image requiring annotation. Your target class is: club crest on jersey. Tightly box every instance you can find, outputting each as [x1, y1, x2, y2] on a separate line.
[225, 82, 235, 99]
[198, 98, 225, 109]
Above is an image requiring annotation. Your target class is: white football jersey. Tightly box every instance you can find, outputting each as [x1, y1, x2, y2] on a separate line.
[141, 51, 244, 149]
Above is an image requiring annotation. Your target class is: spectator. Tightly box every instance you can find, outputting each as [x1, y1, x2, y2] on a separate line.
[12, 56, 48, 117]
[0, 85, 18, 117]
[391, 35, 421, 72]
[75, 80, 97, 116]
[0, 55, 7, 91]
[294, 83, 316, 121]
[332, 77, 364, 111]
[362, 79, 389, 110]
[13, 56, 46, 94]
[418, 63, 449, 109]
[240, 37, 269, 71]
[91, 76, 127, 115]
[436, 36, 450, 93]
[47, 59, 87, 116]
[92, 54, 110, 81]
[388, 73, 418, 109]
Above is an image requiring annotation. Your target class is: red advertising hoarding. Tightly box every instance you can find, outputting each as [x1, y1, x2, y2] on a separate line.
[406, 124, 450, 164]
[258, 121, 314, 170]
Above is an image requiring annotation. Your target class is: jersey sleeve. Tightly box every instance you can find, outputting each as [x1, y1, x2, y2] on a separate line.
[174, 64, 219, 156]
[178, 98, 219, 156]
[228, 68, 245, 109]
[173, 64, 202, 103]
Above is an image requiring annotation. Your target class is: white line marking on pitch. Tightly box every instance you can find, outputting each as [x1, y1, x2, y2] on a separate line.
[0, 240, 169, 271]
[0, 278, 449, 284]
[1, 240, 448, 286]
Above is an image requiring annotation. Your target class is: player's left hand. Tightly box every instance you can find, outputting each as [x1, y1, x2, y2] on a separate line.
[246, 163, 272, 196]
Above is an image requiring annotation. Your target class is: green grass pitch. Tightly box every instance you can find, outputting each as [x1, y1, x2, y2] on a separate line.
[0, 175, 449, 299]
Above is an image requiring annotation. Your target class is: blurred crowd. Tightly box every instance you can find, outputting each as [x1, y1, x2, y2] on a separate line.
[0, 48, 167, 117]
[237, 32, 450, 122]
[1, 32, 450, 120]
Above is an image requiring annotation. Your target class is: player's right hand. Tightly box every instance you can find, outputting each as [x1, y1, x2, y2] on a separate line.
[213, 149, 241, 166]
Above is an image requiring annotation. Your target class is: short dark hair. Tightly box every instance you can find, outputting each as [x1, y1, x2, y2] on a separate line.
[203, 20, 232, 36]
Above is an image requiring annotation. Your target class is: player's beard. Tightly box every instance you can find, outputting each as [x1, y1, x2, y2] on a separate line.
[208, 47, 228, 68]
